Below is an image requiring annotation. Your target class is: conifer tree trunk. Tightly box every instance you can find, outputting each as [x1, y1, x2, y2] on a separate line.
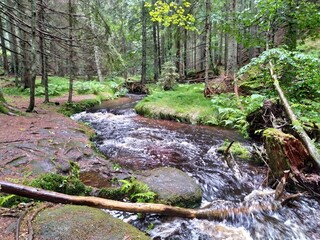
[0, 16, 9, 74]
[152, 0, 159, 82]
[204, 0, 211, 89]
[141, 0, 147, 84]
[38, 0, 49, 103]
[7, 0, 20, 86]
[68, 0, 75, 103]
[226, 0, 237, 77]
[26, 0, 38, 112]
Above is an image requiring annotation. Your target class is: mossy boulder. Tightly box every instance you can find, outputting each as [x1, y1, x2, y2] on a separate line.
[33, 205, 150, 240]
[136, 167, 202, 208]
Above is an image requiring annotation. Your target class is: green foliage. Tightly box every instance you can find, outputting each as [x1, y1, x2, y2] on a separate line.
[30, 162, 91, 196]
[158, 61, 179, 91]
[105, 77, 128, 97]
[211, 94, 266, 137]
[238, 48, 320, 128]
[0, 67, 5, 75]
[119, 178, 157, 203]
[298, 39, 320, 58]
[217, 140, 251, 160]
[0, 162, 91, 207]
[236, 0, 320, 48]
[74, 81, 106, 95]
[145, 0, 196, 31]
[0, 103, 9, 114]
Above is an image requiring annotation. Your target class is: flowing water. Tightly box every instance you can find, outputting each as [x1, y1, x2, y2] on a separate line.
[72, 96, 320, 240]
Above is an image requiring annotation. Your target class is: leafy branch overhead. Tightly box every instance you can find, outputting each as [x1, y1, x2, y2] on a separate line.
[145, 0, 196, 30]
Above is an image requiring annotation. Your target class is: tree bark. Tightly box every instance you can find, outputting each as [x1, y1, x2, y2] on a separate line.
[140, 0, 147, 84]
[7, 1, 20, 86]
[204, 0, 211, 89]
[91, 20, 103, 83]
[269, 62, 320, 168]
[152, 0, 159, 82]
[26, 0, 38, 112]
[68, 0, 75, 103]
[38, 0, 49, 103]
[226, 0, 237, 77]
[0, 16, 9, 74]
[0, 181, 278, 220]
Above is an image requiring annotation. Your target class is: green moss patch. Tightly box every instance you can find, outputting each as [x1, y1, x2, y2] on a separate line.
[217, 140, 251, 160]
[58, 99, 100, 116]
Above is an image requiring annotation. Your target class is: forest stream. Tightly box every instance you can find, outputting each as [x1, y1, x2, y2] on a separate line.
[72, 95, 320, 240]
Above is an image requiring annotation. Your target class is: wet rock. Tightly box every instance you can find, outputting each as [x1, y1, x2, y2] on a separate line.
[33, 205, 150, 240]
[136, 167, 202, 208]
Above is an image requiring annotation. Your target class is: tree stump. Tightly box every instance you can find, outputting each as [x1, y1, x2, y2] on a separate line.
[263, 128, 309, 180]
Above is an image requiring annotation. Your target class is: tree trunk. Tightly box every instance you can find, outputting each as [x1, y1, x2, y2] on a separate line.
[0, 16, 9, 74]
[193, 31, 197, 71]
[152, 0, 159, 82]
[269, 62, 320, 168]
[68, 0, 75, 103]
[184, 28, 188, 78]
[26, 0, 38, 112]
[91, 20, 103, 83]
[0, 181, 279, 220]
[157, 23, 162, 75]
[203, 0, 211, 93]
[140, 0, 147, 84]
[226, 0, 237, 77]
[7, 2, 20, 86]
[38, 0, 49, 103]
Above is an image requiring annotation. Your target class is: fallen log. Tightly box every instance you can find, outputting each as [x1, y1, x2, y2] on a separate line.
[0, 181, 278, 220]
[269, 61, 320, 168]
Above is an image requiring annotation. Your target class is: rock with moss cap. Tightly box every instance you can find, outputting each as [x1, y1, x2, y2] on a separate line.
[136, 167, 202, 208]
[33, 205, 150, 240]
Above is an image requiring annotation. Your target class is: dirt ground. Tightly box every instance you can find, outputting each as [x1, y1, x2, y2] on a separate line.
[0, 94, 114, 239]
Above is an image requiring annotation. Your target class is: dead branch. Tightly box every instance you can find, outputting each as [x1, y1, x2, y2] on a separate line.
[1, 181, 278, 220]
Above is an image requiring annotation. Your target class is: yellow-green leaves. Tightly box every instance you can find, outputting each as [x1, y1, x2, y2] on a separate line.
[145, 0, 196, 31]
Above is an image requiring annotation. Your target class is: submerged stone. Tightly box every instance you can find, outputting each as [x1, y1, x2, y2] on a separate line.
[33, 205, 150, 240]
[136, 167, 202, 208]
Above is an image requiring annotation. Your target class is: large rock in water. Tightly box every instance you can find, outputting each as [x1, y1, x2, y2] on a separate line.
[136, 167, 202, 208]
[33, 205, 150, 240]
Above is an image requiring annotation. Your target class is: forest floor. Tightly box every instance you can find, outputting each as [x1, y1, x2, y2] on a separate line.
[0, 94, 115, 239]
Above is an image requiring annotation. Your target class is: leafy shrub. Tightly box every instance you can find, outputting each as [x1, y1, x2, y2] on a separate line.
[74, 81, 106, 95]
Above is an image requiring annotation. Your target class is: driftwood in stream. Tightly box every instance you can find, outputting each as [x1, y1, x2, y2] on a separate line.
[0, 181, 281, 220]
[268, 61, 320, 169]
